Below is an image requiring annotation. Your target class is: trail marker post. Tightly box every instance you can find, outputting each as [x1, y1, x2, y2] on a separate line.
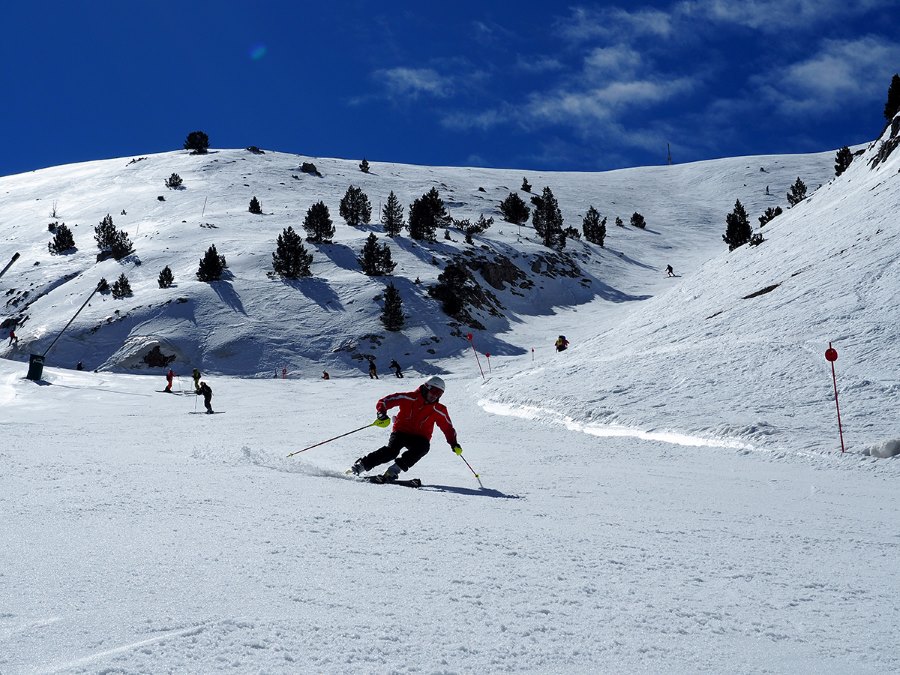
[466, 333, 485, 380]
[825, 343, 845, 453]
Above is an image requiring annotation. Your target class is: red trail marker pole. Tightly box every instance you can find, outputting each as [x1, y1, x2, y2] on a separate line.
[467, 333, 485, 380]
[485, 352, 491, 373]
[825, 343, 845, 453]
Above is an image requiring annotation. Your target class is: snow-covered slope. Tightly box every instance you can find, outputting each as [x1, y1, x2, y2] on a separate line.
[0, 146, 837, 379]
[3, 122, 900, 672]
[480, 120, 900, 459]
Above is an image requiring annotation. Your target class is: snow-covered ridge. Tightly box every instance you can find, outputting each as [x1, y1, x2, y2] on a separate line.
[1, 146, 837, 381]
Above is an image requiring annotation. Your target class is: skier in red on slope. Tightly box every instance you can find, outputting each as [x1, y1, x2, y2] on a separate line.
[164, 368, 175, 392]
[350, 375, 462, 483]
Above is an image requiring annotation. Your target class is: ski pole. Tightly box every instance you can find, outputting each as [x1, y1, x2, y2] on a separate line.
[0, 252, 20, 279]
[287, 422, 376, 457]
[458, 454, 484, 488]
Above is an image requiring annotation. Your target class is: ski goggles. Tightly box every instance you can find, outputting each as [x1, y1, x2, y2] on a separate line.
[423, 385, 443, 402]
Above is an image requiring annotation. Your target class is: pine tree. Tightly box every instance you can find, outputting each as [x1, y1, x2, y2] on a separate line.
[184, 130, 209, 154]
[302, 201, 335, 243]
[834, 146, 853, 177]
[94, 214, 116, 251]
[110, 229, 133, 259]
[158, 265, 174, 288]
[249, 196, 262, 214]
[786, 177, 808, 206]
[521, 177, 531, 193]
[429, 262, 469, 316]
[359, 158, 370, 173]
[884, 73, 900, 122]
[359, 233, 381, 275]
[377, 240, 397, 275]
[94, 214, 133, 260]
[582, 207, 607, 246]
[381, 190, 405, 236]
[459, 214, 493, 244]
[197, 244, 226, 281]
[165, 173, 183, 189]
[615, 216, 624, 227]
[339, 185, 372, 226]
[499, 193, 530, 224]
[272, 226, 313, 278]
[532, 186, 566, 249]
[381, 283, 404, 331]
[408, 187, 449, 241]
[758, 206, 783, 227]
[358, 233, 396, 276]
[630, 212, 646, 229]
[723, 199, 752, 251]
[48, 222, 76, 254]
[111, 273, 132, 299]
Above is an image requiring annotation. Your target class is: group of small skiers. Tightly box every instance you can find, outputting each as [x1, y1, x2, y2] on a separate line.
[163, 367, 214, 413]
[367, 358, 404, 379]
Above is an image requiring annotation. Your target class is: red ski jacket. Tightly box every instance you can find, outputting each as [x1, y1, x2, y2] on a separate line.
[376, 389, 458, 446]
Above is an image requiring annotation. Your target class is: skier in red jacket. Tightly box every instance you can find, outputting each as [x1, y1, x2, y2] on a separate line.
[350, 376, 462, 482]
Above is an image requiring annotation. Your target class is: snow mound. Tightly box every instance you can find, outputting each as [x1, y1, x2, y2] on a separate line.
[866, 439, 900, 459]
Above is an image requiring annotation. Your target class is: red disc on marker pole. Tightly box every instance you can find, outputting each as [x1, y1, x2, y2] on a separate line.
[467, 333, 473, 341]
[825, 347, 838, 362]
[485, 352, 490, 358]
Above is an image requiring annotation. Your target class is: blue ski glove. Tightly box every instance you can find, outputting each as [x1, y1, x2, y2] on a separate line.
[452, 444, 463, 455]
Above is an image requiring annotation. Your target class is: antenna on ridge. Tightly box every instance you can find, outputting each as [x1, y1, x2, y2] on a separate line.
[666, 143, 673, 165]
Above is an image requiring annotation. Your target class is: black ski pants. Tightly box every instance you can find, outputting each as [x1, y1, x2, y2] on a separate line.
[362, 431, 430, 472]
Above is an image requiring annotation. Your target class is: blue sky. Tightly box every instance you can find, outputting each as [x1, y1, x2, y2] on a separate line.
[2, 0, 898, 177]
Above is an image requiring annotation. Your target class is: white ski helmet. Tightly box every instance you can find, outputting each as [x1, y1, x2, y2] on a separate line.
[423, 375, 446, 392]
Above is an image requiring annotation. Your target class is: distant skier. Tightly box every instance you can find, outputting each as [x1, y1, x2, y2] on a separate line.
[192, 368, 201, 394]
[322, 371, 330, 380]
[199, 381, 214, 414]
[8, 329, 18, 346]
[555, 335, 569, 352]
[389, 359, 404, 378]
[164, 368, 175, 393]
[350, 376, 462, 483]
[76, 361, 84, 371]
[666, 264, 675, 277]
[368, 358, 378, 379]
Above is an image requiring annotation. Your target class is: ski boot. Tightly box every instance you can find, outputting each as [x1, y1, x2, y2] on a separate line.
[370, 463, 401, 484]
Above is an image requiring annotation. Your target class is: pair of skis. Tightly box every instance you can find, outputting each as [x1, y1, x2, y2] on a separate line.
[363, 475, 422, 489]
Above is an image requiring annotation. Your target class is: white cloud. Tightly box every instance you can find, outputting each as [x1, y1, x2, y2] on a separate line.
[583, 46, 644, 81]
[374, 67, 453, 100]
[522, 77, 696, 134]
[515, 54, 565, 74]
[555, 6, 675, 42]
[758, 35, 900, 114]
[674, 0, 894, 31]
[441, 108, 508, 132]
